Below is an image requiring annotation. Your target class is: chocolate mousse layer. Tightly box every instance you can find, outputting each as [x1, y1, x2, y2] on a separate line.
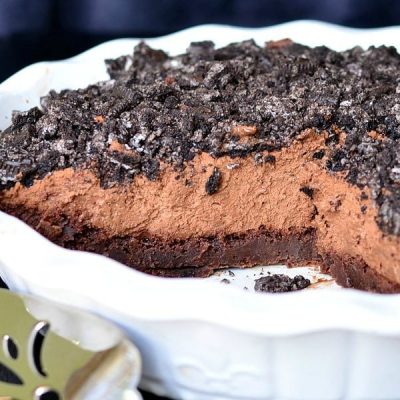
[1, 40, 400, 292]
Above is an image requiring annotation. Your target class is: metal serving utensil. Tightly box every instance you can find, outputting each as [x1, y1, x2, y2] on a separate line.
[0, 289, 142, 400]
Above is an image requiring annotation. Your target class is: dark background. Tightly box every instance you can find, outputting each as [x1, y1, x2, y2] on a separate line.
[1, 0, 400, 82]
[1, 1, 399, 399]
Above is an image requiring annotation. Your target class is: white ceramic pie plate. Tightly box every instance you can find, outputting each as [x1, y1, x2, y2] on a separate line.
[1, 21, 400, 400]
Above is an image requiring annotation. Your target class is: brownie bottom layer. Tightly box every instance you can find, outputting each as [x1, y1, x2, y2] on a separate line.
[320, 253, 400, 293]
[71, 228, 400, 292]
[3, 205, 400, 293]
[67, 227, 319, 277]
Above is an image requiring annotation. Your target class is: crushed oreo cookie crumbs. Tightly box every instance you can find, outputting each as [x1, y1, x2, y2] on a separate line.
[312, 150, 325, 159]
[226, 162, 239, 170]
[300, 186, 314, 199]
[1, 40, 400, 234]
[264, 154, 276, 164]
[254, 274, 311, 293]
[205, 167, 221, 195]
[360, 192, 368, 201]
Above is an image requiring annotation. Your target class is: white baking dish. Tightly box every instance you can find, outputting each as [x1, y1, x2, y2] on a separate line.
[1, 21, 400, 400]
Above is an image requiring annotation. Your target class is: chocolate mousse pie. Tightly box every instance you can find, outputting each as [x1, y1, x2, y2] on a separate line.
[1, 39, 400, 292]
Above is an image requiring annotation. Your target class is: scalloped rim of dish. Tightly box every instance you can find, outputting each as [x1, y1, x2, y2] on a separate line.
[1, 20, 400, 337]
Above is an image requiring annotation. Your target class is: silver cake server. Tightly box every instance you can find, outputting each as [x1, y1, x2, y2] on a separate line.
[0, 289, 142, 400]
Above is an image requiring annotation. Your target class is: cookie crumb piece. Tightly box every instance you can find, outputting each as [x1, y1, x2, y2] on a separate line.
[205, 167, 221, 195]
[264, 154, 276, 164]
[254, 274, 311, 293]
[313, 150, 325, 160]
[300, 186, 314, 199]
[360, 192, 368, 201]
[227, 163, 240, 170]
